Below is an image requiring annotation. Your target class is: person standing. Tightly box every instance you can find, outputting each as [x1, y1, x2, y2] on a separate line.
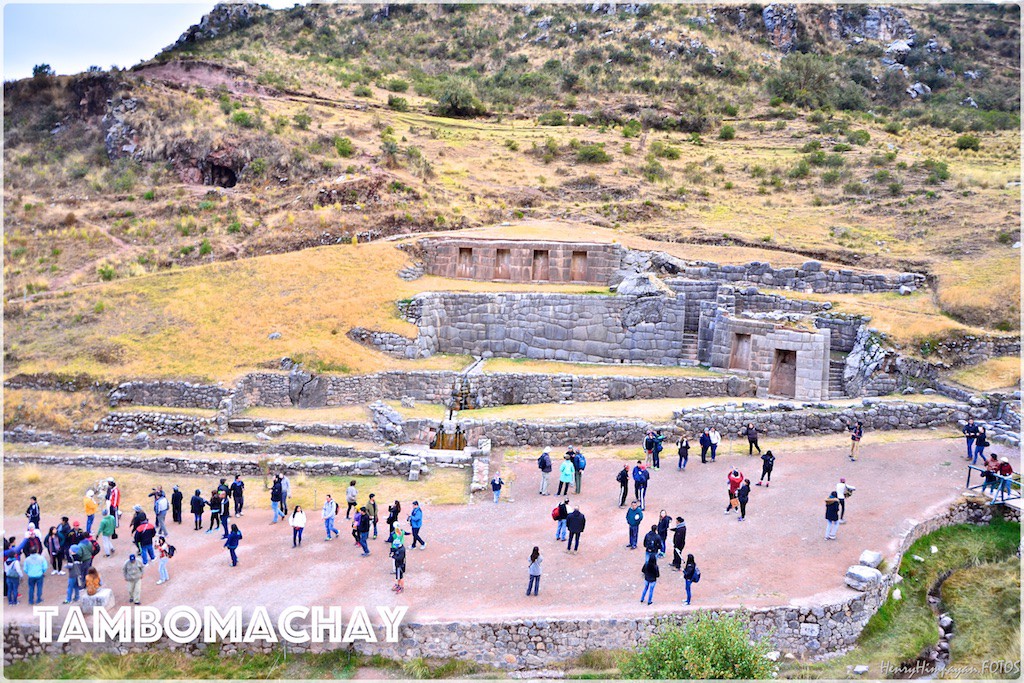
[367, 494, 379, 539]
[640, 555, 660, 605]
[218, 491, 231, 538]
[626, 501, 644, 549]
[737, 479, 751, 522]
[992, 457, 1014, 503]
[558, 455, 574, 496]
[123, 553, 144, 605]
[554, 498, 569, 542]
[4, 554, 23, 605]
[527, 546, 542, 597]
[154, 490, 170, 537]
[64, 554, 81, 604]
[824, 491, 840, 540]
[107, 480, 121, 539]
[322, 494, 340, 541]
[744, 423, 761, 455]
[643, 431, 656, 467]
[385, 501, 401, 544]
[656, 510, 670, 553]
[537, 447, 553, 495]
[357, 507, 371, 556]
[44, 527, 63, 575]
[207, 490, 221, 533]
[190, 490, 206, 531]
[390, 539, 407, 594]
[616, 464, 630, 507]
[643, 524, 664, 564]
[699, 429, 712, 464]
[279, 474, 291, 516]
[757, 450, 775, 487]
[291, 506, 306, 547]
[84, 490, 98, 535]
[24, 551, 47, 606]
[670, 517, 687, 570]
[224, 524, 243, 567]
[565, 506, 586, 554]
[632, 462, 649, 510]
[270, 476, 284, 524]
[652, 430, 665, 470]
[847, 420, 863, 461]
[156, 536, 172, 585]
[98, 512, 116, 557]
[572, 448, 586, 494]
[408, 501, 426, 550]
[171, 485, 184, 524]
[836, 478, 856, 523]
[725, 468, 743, 514]
[345, 481, 358, 519]
[962, 418, 980, 461]
[708, 427, 721, 462]
[683, 554, 699, 605]
[677, 436, 690, 470]
[491, 472, 505, 504]
[25, 497, 41, 529]
[230, 476, 245, 517]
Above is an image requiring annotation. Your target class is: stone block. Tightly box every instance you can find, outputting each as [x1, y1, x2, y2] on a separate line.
[858, 550, 883, 568]
[81, 587, 115, 614]
[845, 565, 882, 591]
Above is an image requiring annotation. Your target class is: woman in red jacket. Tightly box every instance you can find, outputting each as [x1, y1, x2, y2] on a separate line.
[725, 469, 744, 514]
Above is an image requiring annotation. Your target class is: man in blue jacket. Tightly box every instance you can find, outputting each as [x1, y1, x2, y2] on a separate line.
[408, 501, 425, 550]
[632, 462, 650, 510]
[625, 501, 644, 549]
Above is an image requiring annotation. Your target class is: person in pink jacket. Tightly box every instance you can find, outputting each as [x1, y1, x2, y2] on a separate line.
[725, 468, 744, 514]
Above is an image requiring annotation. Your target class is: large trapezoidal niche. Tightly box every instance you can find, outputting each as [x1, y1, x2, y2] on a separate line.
[769, 348, 798, 398]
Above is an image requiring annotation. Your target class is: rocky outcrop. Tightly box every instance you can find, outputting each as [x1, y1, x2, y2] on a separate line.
[762, 4, 799, 52]
[826, 7, 914, 43]
[166, 3, 265, 52]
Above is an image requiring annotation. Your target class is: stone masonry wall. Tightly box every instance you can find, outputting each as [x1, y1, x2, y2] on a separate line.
[107, 381, 231, 410]
[97, 411, 216, 437]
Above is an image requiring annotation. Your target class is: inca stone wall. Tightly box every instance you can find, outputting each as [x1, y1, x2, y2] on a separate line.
[734, 287, 830, 315]
[107, 381, 231, 410]
[98, 411, 216, 437]
[814, 315, 867, 353]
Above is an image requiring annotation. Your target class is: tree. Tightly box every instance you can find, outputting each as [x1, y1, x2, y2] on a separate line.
[32, 64, 54, 78]
[432, 78, 485, 118]
[766, 53, 839, 109]
[619, 614, 776, 679]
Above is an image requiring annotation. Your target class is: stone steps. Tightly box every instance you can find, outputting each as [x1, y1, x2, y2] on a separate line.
[828, 359, 847, 400]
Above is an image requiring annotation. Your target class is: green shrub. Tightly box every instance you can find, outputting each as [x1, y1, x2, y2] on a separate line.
[230, 111, 257, 128]
[199, 239, 212, 256]
[387, 95, 409, 112]
[433, 78, 485, 117]
[538, 110, 568, 126]
[922, 158, 950, 183]
[292, 113, 312, 130]
[821, 169, 841, 185]
[833, 143, 852, 152]
[333, 137, 355, 158]
[504, 139, 519, 152]
[96, 264, 117, 281]
[571, 114, 589, 126]
[385, 78, 409, 93]
[576, 144, 611, 163]
[353, 84, 373, 97]
[248, 158, 268, 177]
[873, 169, 892, 182]
[800, 140, 821, 153]
[641, 157, 670, 182]
[846, 129, 871, 145]
[884, 121, 903, 135]
[718, 125, 736, 140]
[622, 119, 642, 138]
[722, 103, 738, 116]
[620, 614, 775, 679]
[650, 141, 681, 160]
[955, 134, 981, 151]
[142, 190, 156, 201]
[789, 160, 811, 179]
[888, 181, 903, 196]
[843, 181, 867, 195]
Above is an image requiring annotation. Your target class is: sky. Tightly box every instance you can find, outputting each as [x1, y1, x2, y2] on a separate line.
[3, 2, 297, 81]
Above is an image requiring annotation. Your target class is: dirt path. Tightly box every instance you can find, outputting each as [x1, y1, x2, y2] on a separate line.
[3, 436, 1017, 625]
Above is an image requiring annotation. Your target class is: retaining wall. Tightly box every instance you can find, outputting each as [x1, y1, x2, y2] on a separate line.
[98, 412, 216, 437]
[662, 258, 925, 294]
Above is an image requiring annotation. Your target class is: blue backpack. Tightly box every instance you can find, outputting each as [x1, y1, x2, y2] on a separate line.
[576, 454, 587, 471]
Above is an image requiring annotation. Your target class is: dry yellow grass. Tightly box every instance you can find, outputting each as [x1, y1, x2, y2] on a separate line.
[949, 356, 1022, 392]
[3, 389, 108, 431]
[481, 357, 719, 377]
[933, 253, 1021, 331]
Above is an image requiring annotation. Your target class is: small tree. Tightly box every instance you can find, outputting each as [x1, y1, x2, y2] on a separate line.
[32, 64, 55, 78]
[433, 78, 484, 118]
[620, 614, 775, 679]
[292, 112, 312, 130]
[955, 134, 981, 151]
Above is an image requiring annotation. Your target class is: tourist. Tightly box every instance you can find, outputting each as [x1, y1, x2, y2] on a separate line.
[537, 447, 553, 495]
[24, 550, 46, 605]
[357, 506, 372, 556]
[206, 489, 221, 533]
[643, 524, 664, 564]
[699, 429, 712, 463]
[156, 536, 172, 585]
[322, 494, 340, 541]
[527, 546, 542, 596]
[367, 494, 379, 539]
[557, 454, 574, 496]
[836, 478, 856, 523]
[73, 531, 94, 578]
[56, 517, 72, 556]
[962, 418, 980, 461]
[491, 472, 505, 504]
[616, 464, 630, 507]
[129, 505, 147, 534]
[824, 491, 840, 540]
[640, 555, 660, 605]
[345, 481, 358, 519]
[626, 500, 643, 549]
[218, 491, 231, 538]
[217, 478, 230, 495]
[565, 506, 586, 554]
[737, 479, 751, 522]
[572, 447, 586, 494]
[25, 497, 40, 529]
[846, 420, 863, 461]
[683, 554, 700, 605]
[744, 423, 762, 455]
[553, 498, 569, 542]
[171, 485, 184, 524]
[133, 516, 156, 565]
[974, 426, 989, 464]
[5, 553, 23, 605]
[657, 510, 670, 553]
[153, 488, 169, 537]
[385, 500, 401, 544]
[106, 480, 121, 539]
[44, 527, 63, 575]
[85, 567, 101, 596]
[123, 553, 144, 604]
[652, 430, 665, 470]
[632, 462, 650, 510]
[390, 537, 407, 593]
[670, 517, 687, 570]
[64, 555, 81, 604]
[230, 476, 245, 517]
[643, 431, 656, 467]
[279, 473, 291, 516]
[98, 511, 116, 557]
[992, 457, 1014, 503]
[270, 475, 284, 524]
[408, 501, 426, 550]
[725, 468, 743, 514]
[708, 427, 721, 462]
[84, 490, 98, 535]
[224, 524, 243, 567]
[677, 435, 690, 470]
[757, 450, 775, 487]
[982, 454, 1001, 494]
[391, 525, 406, 550]
[290, 505, 306, 547]
[351, 507, 363, 545]
[190, 490, 206, 531]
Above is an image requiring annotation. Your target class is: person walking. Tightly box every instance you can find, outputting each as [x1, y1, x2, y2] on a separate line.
[616, 464, 630, 507]
[291, 506, 306, 547]
[836, 478, 856, 523]
[571, 448, 586, 494]
[189, 490, 206, 531]
[737, 479, 751, 522]
[825, 491, 841, 540]
[652, 430, 665, 470]
[527, 546, 542, 597]
[345, 481, 358, 519]
[133, 517, 156, 566]
[218, 491, 231, 538]
[390, 539, 407, 594]
[757, 450, 775, 486]
[279, 474, 291, 516]
[557, 455, 574, 496]
[44, 527, 63, 575]
[206, 490, 221, 533]
[846, 420, 863, 461]
[408, 501, 426, 550]
[64, 554, 81, 604]
[322, 494, 340, 541]
[84, 490, 98, 535]
[351, 508, 363, 546]
[156, 536, 172, 585]
[725, 468, 743, 514]
[656, 510, 670, 553]
[640, 555, 660, 605]
[230, 476, 245, 517]
[643, 524, 664, 564]
[25, 497, 41, 530]
[974, 426, 989, 464]
[632, 462, 650, 510]
[565, 506, 586, 554]
[677, 435, 690, 470]
[962, 418, 980, 462]
[270, 476, 284, 524]
[708, 427, 721, 462]
[385, 501, 401, 544]
[744, 423, 762, 455]
[224, 524, 243, 566]
[357, 507, 372, 556]
[670, 517, 687, 570]
[24, 551, 47, 606]
[554, 498, 569, 542]
[699, 429, 712, 464]
[5, 554, 23, 605]
[98, 512, 116, 557]
[683, 554, 700, 605]
[171, 485, 184, 524]
[537, 447, 553, 495]
[626, 501, 643, 549]
[367, 494, 379, 539]
[490, 472, 505, 504]
[123, 553, 144, 605]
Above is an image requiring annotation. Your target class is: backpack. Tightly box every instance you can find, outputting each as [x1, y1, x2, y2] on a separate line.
[90, 539, 101, 557]
[4, 559, 18, 578]
[167, 545, 176, 558]
[692, 566, 701, 583]
[576, 454, 587, 471]
[551, 506, 560, 521]
[537, 454, 546, 470]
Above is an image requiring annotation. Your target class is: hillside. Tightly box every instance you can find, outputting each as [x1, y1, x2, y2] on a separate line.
[3, 3, 1020, 382]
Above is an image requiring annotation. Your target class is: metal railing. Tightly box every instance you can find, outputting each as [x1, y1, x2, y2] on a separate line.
[966, 464, 1021, 505]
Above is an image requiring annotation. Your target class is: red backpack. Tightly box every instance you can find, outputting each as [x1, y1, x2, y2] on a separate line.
[551, 506, 559, 521]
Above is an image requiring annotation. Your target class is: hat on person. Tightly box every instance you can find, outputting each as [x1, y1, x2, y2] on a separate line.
[72, 521, 80, 528]
[543, 446, 551, 454]
[840, 478, 846, 483]
[412, 501, 419, 505]
[133, 505, 142, 511]
[1000, 457, 1009, 463]
[86, 490, 94, 497]
[26, 523, 36, 531]
[173, 485, 179, 491]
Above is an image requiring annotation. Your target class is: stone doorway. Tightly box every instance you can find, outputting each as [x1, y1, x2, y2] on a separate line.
[769, 349, 797, 398]
[729, 333, 751, 370]
[495, 249, 511, 279]
[571, 251, 588, 282]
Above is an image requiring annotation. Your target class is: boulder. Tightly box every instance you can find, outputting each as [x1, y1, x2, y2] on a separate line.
[859, 549, 883, 568]
[80, 587, 115, 614]
[845, 565, 883, 591]
[613, 272, 672, 297]
[853, 665, 870, 675]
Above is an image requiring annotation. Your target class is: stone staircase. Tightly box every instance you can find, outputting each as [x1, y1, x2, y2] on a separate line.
[679, 332, 699, 365]
[828, 359, 847, 399]
[557, 375, 575, 403]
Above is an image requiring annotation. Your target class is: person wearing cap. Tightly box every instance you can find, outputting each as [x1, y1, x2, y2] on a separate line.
[25, 497, 40, 530]
[123, 553, 144, 604]
[571, 447, 585, 494]
[83, 491, 98, 535]
[171, 485, 184, 525]
[557, 454, 574, 497]
[835, 477, 856, 523]
[391, 536, 408, 594]
[129, 505, 146, 534]
[632, 462, 650, 510]
[992, 456, 1015, 504]
[408, 502, 425, 550]
[537, 447, 553, 496]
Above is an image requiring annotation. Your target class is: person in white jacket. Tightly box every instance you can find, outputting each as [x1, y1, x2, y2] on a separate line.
[708, 428, 722, 462]
[322, 495, 340, 541]
[835, 478, 856, 524]
[291, 506, 307, 547]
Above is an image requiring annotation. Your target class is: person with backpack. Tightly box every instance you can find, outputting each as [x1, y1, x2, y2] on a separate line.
[557, 455, 574, 496]
[229, 477, 245, 517]
[84, 490, 98, 535]
[270, 476, 284, 524]
[224, 524, 243, 567]
[357, 506, 372, 556]
[632, 462, 650, 510]
[744, 423, 762, 455]
[345, 481, 358, 519]
[408, 501, 425, 550]
[683, 554, 700, 605]
[385, 501, 401, 544]
[123, 553, 144, 604]
[490, 472, 505, 504]
[64, 553, 81, 604]
[640, 555, 660, 605]
[652, 430, 665, 470]
[643, 431, 656, 467]
[171, 485, 184, 524]
[571, 448, 586, 494]
[625, 501, 644, 549]
[699, 429, 712, 464]
[73, 534, 95, 581]
[725, 468, 744, 514]
[553, 498, 569, 542]
[322, 494, 340, 541]
[5, 554, 23, 605]
[824, 491, 841, 540]
[152, 489, 170, 537]
[390, 538, 407, 594]
[133, 518, 156, 565]
[670, 517, 687, 570]
[24, 550, 47, 606]
[616, 464, 630, 507]
[291, 506, 306, 547]
[189, 490, 206, 531]
[25, 497, 40, 530]
[677, 435, 690, 470]
[44, 527, 63, 575]
[527, 546, 542, 596]
[565, 506, 586, 554]
[835, 478, 855, 523]
[737, 479, 751, 522]
[643, 524, 664, 563]
[156, 536, 172, 585]
[757, 450, 775, 486]
[537, 447, 553, 495]
[846, 420, 863, 461]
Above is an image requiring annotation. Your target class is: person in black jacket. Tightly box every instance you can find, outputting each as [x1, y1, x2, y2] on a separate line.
[206, 489, 221, 534]
[640, 555, 660, 605]
[357, 507, 371, 556]
[385, 501, 401, 545]
[683, 554, 698, 605]
[537, 447, 552, 496]
[656, 510, 670, 554]
[677, 436, 690, 470]
[825, 491, 840, 540]
[737, 479, 751, 522]
[390, 542, 407, 593]
[25, 498, 41, 529]
[189, 490, 206, 531]
[218, 492, 231, 538]
[616, 465, 630, 507]
[699, 430, 712, 464]
[270, 476, 284, 524]
[170, 486, 183, 525]
[757, 450, 775, 487]
[565, 507, 586, 554]
[129, 505, 146, 534]
[744, 423, 762, 455]
[670, 518, 687, 570]
[230, 476, 245, 517]
[643, 524, 664, 563]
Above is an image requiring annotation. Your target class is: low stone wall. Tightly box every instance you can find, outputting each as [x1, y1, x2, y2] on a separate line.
[347, 327, 427, 360]
[108, 381, 231, 410]
[735, 287, 829, 315]
[98, 411, 216, 437]
[226, 417, 377, 442]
